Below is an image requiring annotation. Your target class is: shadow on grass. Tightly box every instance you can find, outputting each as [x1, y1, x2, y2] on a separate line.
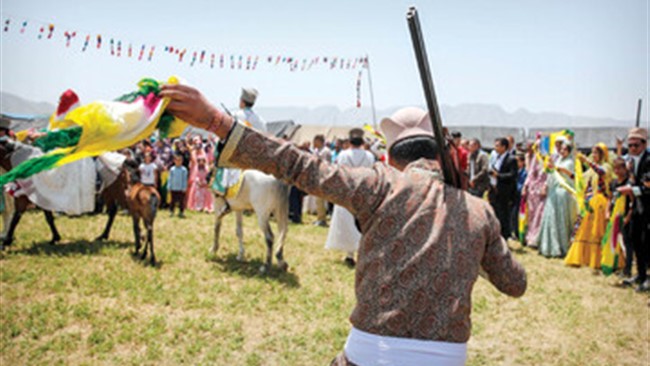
[211, 253, 301, 288]
[12, 238, 133, 257]
[129, 251, 164, 269]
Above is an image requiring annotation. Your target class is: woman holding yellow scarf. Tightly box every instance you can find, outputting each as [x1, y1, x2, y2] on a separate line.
[565, 143, 613, 270]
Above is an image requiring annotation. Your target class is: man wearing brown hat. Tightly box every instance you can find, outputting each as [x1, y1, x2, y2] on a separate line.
[618, 127, 649, 292]
[160, 85, 526, 365]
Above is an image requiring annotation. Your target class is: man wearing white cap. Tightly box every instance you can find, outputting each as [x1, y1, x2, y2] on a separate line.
[161, 84, 527, 366]
[213, 88, 267, 196]
[234, 87, 267, 133]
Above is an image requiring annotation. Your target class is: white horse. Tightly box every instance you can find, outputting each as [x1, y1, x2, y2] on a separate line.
[212, 169, 290, 273]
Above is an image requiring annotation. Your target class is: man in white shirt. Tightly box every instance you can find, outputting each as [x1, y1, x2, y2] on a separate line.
[312, 134, 332, 227]
[233, 88, 267, 133]
[214, 88, 267, 196]
[325, 128, 375, 267]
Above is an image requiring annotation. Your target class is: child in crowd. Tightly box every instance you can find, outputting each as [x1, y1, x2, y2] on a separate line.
[512, 154, 528, 239]
[167, 154, 188, 217]
[139, 153, 158, 187]
[609, 158, 634, 276]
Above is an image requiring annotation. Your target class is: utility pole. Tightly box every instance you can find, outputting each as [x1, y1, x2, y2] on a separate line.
[636, 98, 642, 128]
[365, 54, 378, 129]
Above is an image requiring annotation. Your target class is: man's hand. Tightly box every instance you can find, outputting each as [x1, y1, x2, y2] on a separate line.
[160, 84, 233, 138]
[617, 185, 633, 196]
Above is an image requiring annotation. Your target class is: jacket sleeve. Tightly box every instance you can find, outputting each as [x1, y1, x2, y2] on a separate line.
[217, 123, 390, 223]
[480, 205, 527, 297]
[472, 154, 489, 182]
[496, 156, 518, 181]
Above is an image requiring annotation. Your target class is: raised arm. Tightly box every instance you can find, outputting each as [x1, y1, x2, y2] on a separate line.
[160, 84, 390, 222]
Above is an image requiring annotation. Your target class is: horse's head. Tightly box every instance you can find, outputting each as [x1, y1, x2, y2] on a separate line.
[0, 138, 16, 171]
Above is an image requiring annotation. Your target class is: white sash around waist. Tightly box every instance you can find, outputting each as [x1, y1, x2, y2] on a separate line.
[344, 327, 467, 366]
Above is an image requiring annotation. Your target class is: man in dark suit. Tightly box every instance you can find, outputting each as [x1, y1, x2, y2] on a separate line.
[619, 127, 649, 292]
[489, 137, 518, 239]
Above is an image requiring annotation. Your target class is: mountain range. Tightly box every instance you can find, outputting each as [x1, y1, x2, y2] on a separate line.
[1, 91, 639, 130]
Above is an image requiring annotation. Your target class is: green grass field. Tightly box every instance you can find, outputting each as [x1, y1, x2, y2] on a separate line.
[1, 210, 648, 365]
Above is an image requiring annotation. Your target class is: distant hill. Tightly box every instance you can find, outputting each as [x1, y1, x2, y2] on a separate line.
[1, 91, 55, 115]
[256, 103, 638, 129]
[1, 90, 640, 141]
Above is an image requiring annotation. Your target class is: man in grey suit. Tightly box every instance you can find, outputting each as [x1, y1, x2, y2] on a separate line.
[467, 138, 490, 198]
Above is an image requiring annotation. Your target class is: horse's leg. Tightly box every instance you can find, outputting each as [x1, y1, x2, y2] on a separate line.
[132, 215, 141, 254]
[211, 213, 222, 256]
[236, 211, 245, 261]
[43, 210, 61, 244]
[211, 198, 228, 255]
[257, 213, 274, 274]
[145, 193, 158, 265]
[146, 221, 155, 265]
[140, 218, 149, 261]
[96, 202, 118, 241]
[274, 206, 289, 272]
[2, 210, 23, 247]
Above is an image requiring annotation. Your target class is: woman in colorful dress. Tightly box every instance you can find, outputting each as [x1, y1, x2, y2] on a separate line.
[521, 139, 548, 247]
[537, 142, 576, 257]
[191, 155, 214, 213]
[564, 143, 612, 270]
[186, 136, 214, 212]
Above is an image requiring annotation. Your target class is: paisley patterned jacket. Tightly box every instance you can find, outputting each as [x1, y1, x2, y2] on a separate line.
[217, 123, 527, 343]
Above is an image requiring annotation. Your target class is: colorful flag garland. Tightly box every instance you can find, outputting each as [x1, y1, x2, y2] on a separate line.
[2, 14, 370, 107]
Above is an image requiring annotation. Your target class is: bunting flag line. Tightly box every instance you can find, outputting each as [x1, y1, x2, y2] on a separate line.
[0, 77, 188, 187]
[1, 14, 369, 73]
[2, 12, 370, 106]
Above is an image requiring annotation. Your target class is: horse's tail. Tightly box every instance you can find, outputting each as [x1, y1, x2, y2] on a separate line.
[149, 193, 159, 220]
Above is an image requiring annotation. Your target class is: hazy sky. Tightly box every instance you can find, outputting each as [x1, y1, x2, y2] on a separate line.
[1, 0, 648, 123]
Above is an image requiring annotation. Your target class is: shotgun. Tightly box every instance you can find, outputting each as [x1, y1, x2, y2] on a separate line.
[406, 6, 460, 188]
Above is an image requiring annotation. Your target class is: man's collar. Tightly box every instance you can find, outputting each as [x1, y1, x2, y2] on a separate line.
[404, 158, 442, 173]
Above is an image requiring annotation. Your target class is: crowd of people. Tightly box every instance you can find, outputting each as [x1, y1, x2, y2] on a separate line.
[304, 126, 649, 294]
[457, 128, 648, 292]
[2, 87, 647, 294]
[119, 120, 649, 293]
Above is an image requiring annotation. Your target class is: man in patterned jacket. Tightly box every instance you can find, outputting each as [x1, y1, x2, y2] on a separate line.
[161, 84, 527, 366]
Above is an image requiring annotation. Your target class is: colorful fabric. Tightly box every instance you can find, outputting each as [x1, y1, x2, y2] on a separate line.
[517, 197, 528, 243]
[600, 194, 626, 275]
[574, 154, 587, 215]
[538, 156, 576, 257]
[363, 124, 386, 145]
[0, 77, 188, 186]
[522, 156, 547, 247]
[565, 192, 608, 268]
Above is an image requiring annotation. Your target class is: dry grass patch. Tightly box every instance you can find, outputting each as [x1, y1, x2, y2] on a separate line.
[1, 210, 648, 365]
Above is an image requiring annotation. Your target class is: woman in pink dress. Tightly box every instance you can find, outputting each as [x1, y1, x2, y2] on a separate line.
[186, 136, 213, 212]
[521, 143, 547, 247]
[192, 155, 214, 212]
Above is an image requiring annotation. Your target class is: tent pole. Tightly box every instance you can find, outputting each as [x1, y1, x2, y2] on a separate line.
[635, 98, 642, 128]
[365, 54, 378, 129]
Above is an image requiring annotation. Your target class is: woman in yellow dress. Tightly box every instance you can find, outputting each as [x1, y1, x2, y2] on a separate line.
[564, 143, 613, 270]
